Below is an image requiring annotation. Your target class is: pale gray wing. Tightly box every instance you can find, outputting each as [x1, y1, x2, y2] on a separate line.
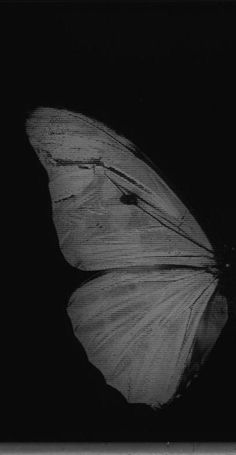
[26, 107, 215, 272]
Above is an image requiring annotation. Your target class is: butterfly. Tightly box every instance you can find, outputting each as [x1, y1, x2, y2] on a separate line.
[26, 107, 229, 409]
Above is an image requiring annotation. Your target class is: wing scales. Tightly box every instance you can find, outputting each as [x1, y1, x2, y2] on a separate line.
[26, 107, 227, 407]
[26, 107, 212, 255]
[68, 269, 217, 406]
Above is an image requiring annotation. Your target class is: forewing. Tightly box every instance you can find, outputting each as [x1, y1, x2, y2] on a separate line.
[26, 107, 214, 271]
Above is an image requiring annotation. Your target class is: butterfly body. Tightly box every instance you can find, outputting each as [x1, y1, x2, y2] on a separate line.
[26, 107, 228, 408]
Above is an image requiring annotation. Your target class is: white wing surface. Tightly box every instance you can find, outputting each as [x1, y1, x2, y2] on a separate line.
[26, 107, 227, 407]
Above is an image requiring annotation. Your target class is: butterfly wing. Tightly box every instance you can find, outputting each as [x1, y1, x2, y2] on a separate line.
[26, 107, 228, 407]
[68, 269, 219, 406]
[26, 107, 214, 270]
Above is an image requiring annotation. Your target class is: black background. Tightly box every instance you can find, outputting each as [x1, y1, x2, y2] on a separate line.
[2, 1, 236, 442]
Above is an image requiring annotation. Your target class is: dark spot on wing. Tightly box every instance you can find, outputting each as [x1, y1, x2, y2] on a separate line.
[120, 193, 138, 205]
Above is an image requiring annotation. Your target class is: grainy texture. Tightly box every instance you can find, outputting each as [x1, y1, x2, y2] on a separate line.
[26, 107, 228, 408]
